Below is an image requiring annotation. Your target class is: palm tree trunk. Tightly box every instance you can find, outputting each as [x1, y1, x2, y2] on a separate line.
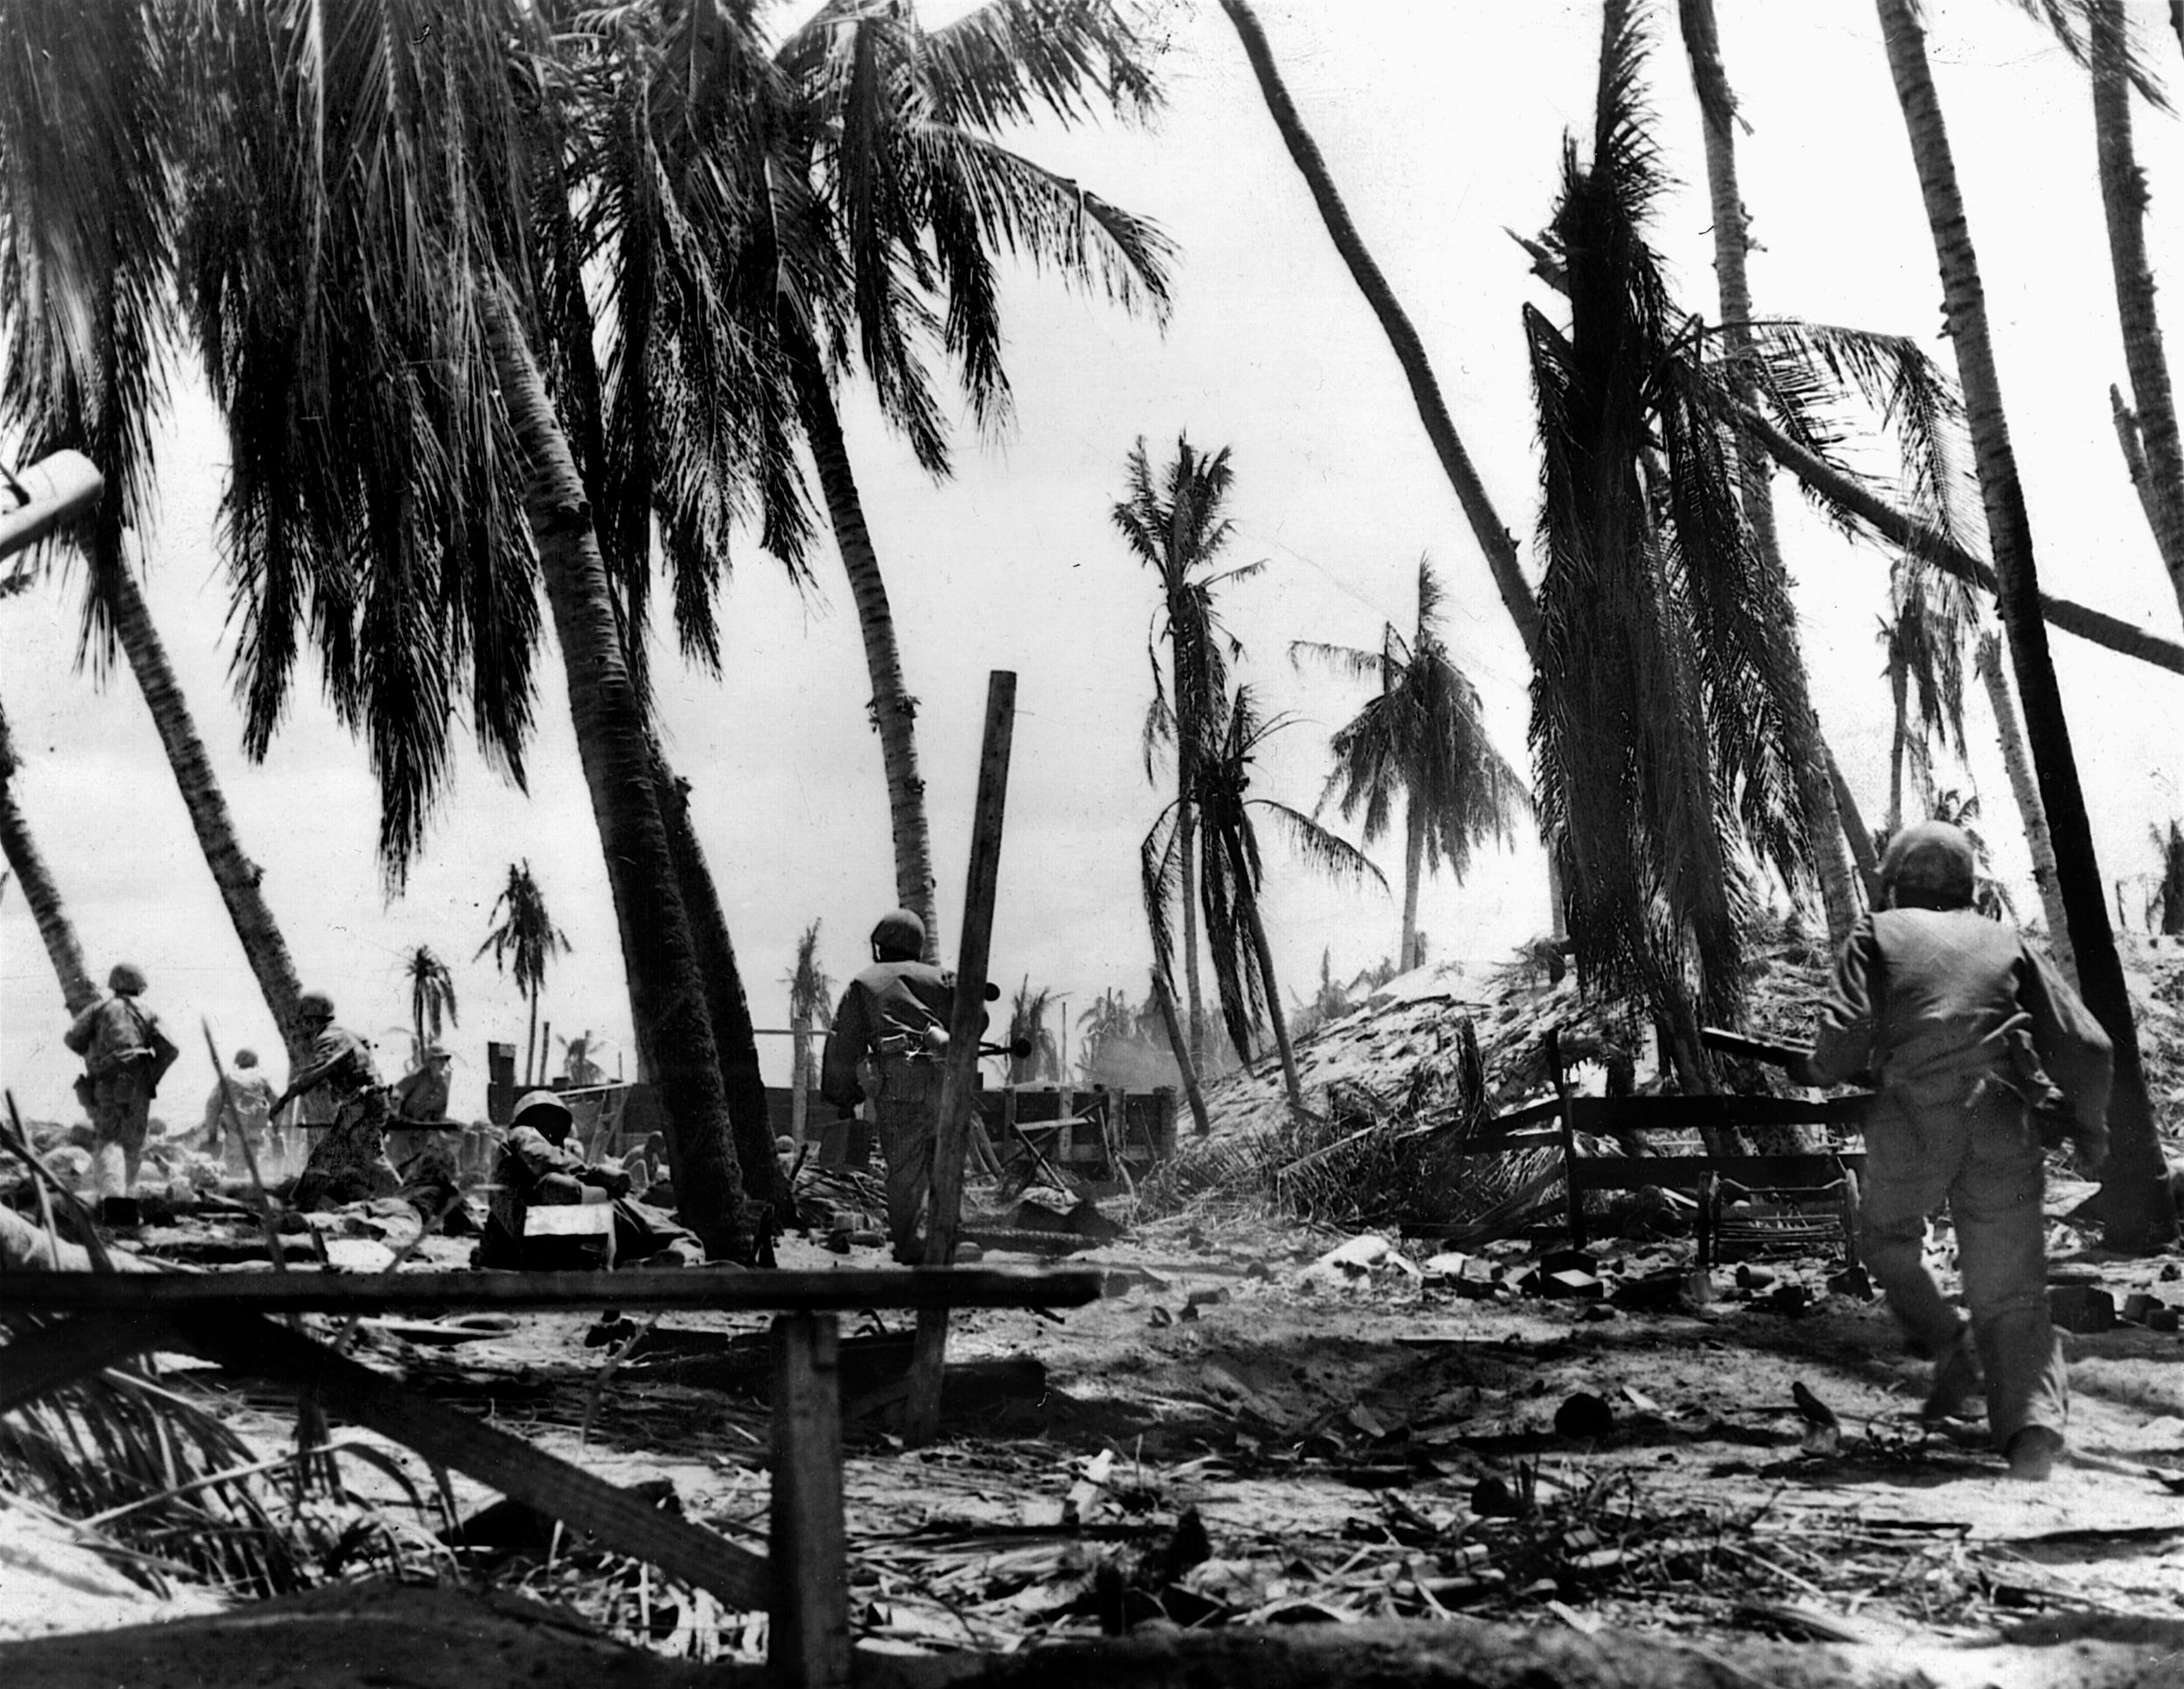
[1977, 632, 2077, 983]
[1149, 968, 1211, 1136]
[652, 747, 785, 1217]
[788, 347, 941, 963]
[1680, 0, 1857, 945]
[1241, 889, 1303, 1114]
[2091, 0, 2184, 601]
[103, 564, 309, 1067]
[481, 287, 750, 1261]
[0, 696, 98, 1015]
[1400, 799, 1425, 972]
[524, 991, 540, 1090]
[1216, 0, 1540, 661]
[1823, 740, 1883, 904]
[1178, 748, 1207, 1068]
[1886, 649, 1910, 835]
[1877, 0, 2173, 1249]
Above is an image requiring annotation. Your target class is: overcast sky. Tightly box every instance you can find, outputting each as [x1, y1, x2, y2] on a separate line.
[5, 0, 2181, 1124]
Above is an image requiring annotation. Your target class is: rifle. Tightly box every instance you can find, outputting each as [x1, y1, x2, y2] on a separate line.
[1699, 1028, 1811, 1071]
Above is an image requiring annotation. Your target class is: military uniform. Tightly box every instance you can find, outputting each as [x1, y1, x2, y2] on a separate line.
[1804, 822, 2109, 1478]
[65, 982, 163, 1199]
[820, 910, 956, 1261]
[478, 1090, 694, 1268]
[288, 1011, 401, 1209]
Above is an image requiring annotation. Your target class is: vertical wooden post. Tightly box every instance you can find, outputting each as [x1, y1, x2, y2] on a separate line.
[771, 1312, 850, 1689]
[790, 1013, 812, 1149]
[1057, 1083, 1076, 1163]
[1548, 1027, 1586, 1249]
[905, 673, 1016, 1446]
[1149, 969, 1212, 1136]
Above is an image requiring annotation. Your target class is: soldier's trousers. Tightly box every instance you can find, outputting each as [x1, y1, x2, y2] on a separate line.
[1859, 1088, 2066, 1447]
[874, 1056, 944, 1258]
[88, 1069, 151, 1199]
[291, 1090, 402, 1210]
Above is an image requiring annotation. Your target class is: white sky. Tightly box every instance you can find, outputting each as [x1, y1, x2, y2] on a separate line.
[5, 0, 2182, 1123]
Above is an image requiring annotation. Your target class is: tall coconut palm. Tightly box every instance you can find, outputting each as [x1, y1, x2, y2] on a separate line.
[784, 919, 833, 1148]
[1975, 630, 2076, 979]
[1678, 0, 1861, 940]
[476, 862, 568, 1092]
[0, 689, 96, 1014]
[0, 0, 311, 1063]
[1876, 553, 1980, 834]
[1144, 686, 1384, 1113]
[1293, 558, 1529, 973]
[1005, 979, 1061, 1083]
[1113, 433, 1260, 1069]
[738, 0, 1171, 959]
[1876, 0, 2174, 1247]
[1525, 2, 1817, 1080]
[401, 945, 459, 1071]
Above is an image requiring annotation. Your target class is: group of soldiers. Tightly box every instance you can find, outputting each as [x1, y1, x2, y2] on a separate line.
[59, 838, 2122, 1481]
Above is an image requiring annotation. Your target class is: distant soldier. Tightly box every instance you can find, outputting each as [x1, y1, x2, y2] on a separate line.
[1797, 821, 2111, 1482]
[821, 909, 957, 1263]
[64, 963, 176, 1201]
[274, 991, 400, 1209]
[202, 1048, 280, 1180]
[392, 1045, 454, 1125]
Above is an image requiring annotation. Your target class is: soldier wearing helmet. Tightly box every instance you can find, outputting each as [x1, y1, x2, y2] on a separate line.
[274, 990, 402, 1208]
[1797, 820, 2111, 1481]
[203, 1046, 281, 1180]
[477, 1089, 696, 1269]
[63, 962, 177, 1203]
[820, 909, 957, 1262]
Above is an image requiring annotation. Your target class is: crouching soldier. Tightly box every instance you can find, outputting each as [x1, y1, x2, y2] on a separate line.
[479, 1090, 699, 1269]
[277, 992, 402, 1209]
[1797, 821, 2110, 1482]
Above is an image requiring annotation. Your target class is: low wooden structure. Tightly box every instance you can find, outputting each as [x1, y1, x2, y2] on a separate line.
[0, 1266, 1101, 1688]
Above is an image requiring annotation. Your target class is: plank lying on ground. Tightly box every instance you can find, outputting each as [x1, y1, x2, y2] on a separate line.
[0, 1312, 187, 1416]
[0, 1266, 1104, 1317]
[176, 1312, 770, 1609]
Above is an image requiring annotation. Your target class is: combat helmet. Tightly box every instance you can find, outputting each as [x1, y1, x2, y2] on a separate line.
[512, 1089, 574, 1132]
[297, 990, 336, 1022]
[1879, 820, 1977, 909]
[870, 907, 926, 959]
[107, 962, 147, 996]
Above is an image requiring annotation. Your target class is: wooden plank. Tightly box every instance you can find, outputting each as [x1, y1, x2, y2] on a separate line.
[0, 1312, 185, 1416]
[909, 671, 1017, 1446]
[180, 1312, 770, 1609]
[1571, 1154, 1863, 1193]
[1567, 1095, 1867, 1132]
[770, 1313, 850, 1689]
[0, 1266, 1104, 1318]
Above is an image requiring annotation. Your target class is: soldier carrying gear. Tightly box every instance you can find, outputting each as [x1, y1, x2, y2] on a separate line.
[821, 909, 957, 1262]
[1797, 820, 2110, 1482]
[64, 963, 177, 1203]
[478, 1090, 697, 1269]
[276, 991, 402, 1209]
[203, 1047, 280, 1179]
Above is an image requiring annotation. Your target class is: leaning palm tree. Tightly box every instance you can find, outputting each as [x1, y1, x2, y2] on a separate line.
[1144, 686, 1384, 1113]
[1113, 433, 1261, 1069]
[1876, 0, 2173, 1247]
[0, 689, 95, 1014]
[0, 0, 311, 1063]
[1876, 553, 1980, 835]
[401, 945, 459, 1072]
[476, 862, 568, 1090]
[1293, 558, 1529, 973]
[746, 0, 1171, 958]
[1975, 629, 2076, 978]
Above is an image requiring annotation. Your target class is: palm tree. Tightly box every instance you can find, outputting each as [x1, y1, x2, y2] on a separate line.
[1976, 630, 2075, 979]
[1678, 0, 1861, 940]
[1074, 986, 1139, 1085]
[784, 919, 833, 1149]
[1113, 433, 1261, 1069]
[1144, 687, 1384, 1113]
[1876, 554, 1980, 835]
[1293, 558, 1528, 973]
[401, 945, 459, 1072]
[0, 3, 311, 1063]
[476, 862, 568, 1092]
[1005, 979, 1061, 1083]
[1525, 2, 1816, 1082]
[1876, 0, 2173, 1247]
[740, 0, 1171, 958]
[0, 689, 96, 1014]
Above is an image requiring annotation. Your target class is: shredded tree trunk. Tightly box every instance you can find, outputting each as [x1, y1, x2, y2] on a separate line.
[1679, 0, 1858, 944]
[483, 287, 750, 1262]
[1400, 800, 1425, 973]
[1877, 0, 2174, 1249]
[791, 345, 941, 963]
[2091, 0, 2184, 606]
[1242, 890, 1303, 1114]
[0, 694, 97, 1015]
[104, 565, 308, 1068]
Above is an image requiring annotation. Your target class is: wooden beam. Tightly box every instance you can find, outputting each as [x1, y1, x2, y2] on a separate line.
[0, 1313, 184, 1416]
[769, 1313, 850, 1688]
[907, 672, 1018, 1445]
[0, 1266, 1103, 1319]
[178, 1312, 770, 1609]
